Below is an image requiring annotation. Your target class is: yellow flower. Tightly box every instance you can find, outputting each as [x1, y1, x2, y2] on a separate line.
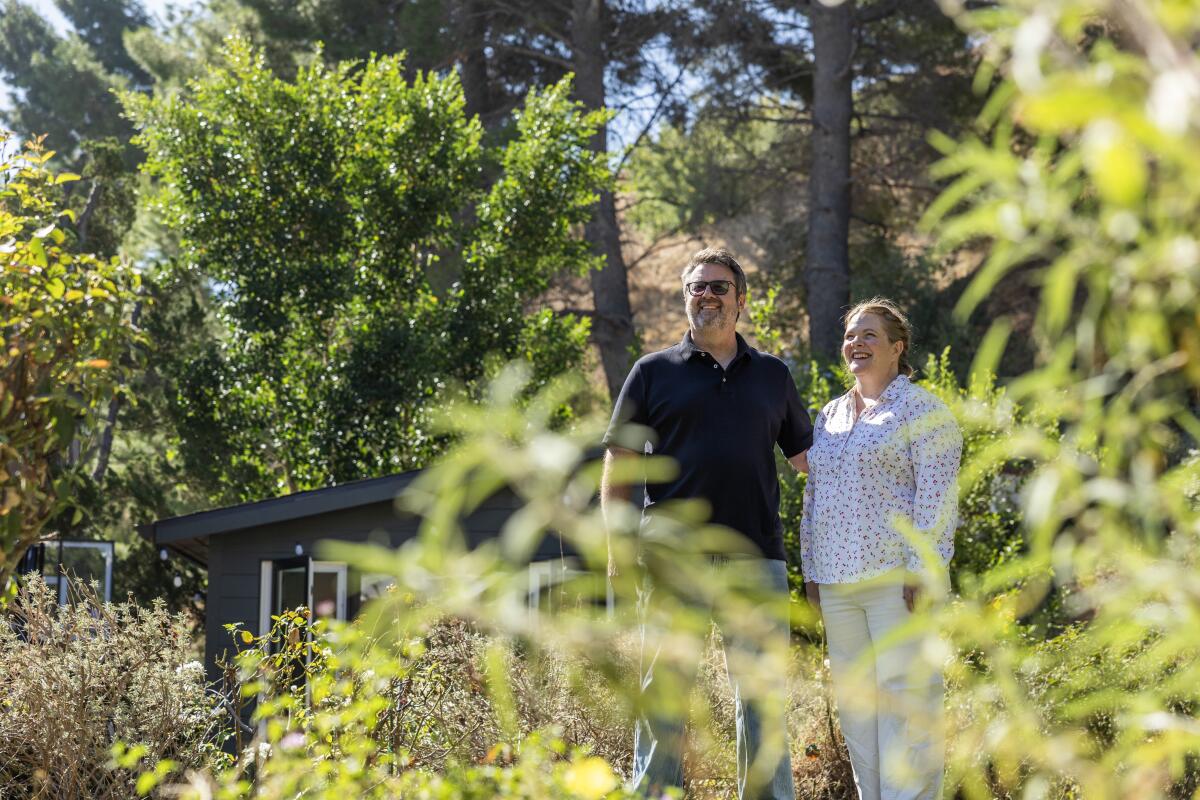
[563, 756, 617, 800]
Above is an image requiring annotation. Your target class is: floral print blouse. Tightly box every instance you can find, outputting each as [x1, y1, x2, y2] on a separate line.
[799, 374, 962, 584]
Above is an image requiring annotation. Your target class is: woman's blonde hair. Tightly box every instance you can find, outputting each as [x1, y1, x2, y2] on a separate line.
[844, 297, 915, 378]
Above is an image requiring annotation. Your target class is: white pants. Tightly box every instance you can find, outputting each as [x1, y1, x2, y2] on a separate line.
[820, 572, 944, 800]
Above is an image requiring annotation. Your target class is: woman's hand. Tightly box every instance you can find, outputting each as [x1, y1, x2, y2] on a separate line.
[805, 580, 821, 608]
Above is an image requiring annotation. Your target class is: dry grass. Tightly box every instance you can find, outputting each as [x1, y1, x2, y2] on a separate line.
[0, 582, 857, 799]
[679, 635, 857, 800]
[397, 621, 856, 798]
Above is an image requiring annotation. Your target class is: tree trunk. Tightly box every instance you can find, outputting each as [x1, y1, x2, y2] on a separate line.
[455, 0, 493, 125]
[805, 0, 855, 361]
[572, 0, 636, 400]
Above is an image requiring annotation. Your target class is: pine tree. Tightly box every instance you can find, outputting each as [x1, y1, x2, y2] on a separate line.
[0, 0, 150, 169]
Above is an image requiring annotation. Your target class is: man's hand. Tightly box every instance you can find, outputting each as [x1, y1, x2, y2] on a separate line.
[805, 580, 820, 609]
[903, 582, 920, 612]
[788, 450, 809, 473]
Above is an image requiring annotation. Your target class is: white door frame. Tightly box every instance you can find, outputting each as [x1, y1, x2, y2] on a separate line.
[310, 561, 347, 621]
[258, 558, 348, 636]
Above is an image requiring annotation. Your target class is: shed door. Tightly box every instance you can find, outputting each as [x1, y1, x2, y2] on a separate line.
[259, 556, 310, 637]
[273, 556, 311, 617]
[258, 557, 348, 637]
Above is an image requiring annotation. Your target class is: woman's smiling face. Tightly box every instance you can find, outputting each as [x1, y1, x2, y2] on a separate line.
[842, 311, 903, 378]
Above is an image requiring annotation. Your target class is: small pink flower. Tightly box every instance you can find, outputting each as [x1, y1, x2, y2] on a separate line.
[280, 732, 306, 751]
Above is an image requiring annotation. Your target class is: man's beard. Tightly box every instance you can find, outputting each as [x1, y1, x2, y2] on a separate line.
[687, 302, 737, 332]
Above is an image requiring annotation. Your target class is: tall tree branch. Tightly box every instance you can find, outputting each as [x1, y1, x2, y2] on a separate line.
[493, 42, 574, 70]
[90, 300, 141, 484]
[614, 57, 696, 174]
[855, 0, 905, 26]
[75, 179, 102, 250]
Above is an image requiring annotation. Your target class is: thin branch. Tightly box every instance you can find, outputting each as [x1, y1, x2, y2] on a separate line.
[850, 211, 890, 231]
[702, 110, 814, 126]
[89, 299, 143, 483]
[489, 0, 571, 48]
[91, 395, 123, 483]
[614, 58, 697, 174]
[626, 227, 695, 272]
[855, 0, 905, 26]
[75, 179, 101, 250]
[493, 42, 573, 71]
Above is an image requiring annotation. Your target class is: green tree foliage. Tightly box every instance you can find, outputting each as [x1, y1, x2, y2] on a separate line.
[624, 110, 795, 237]
[0, 0, 150, 266]
[235, 0, 448, 72]
[658, 0, 978, 226]
[124, 42, 606, 503]
[0, 1, 256, 608]
[0, 136, 143, 598]
[0, 0, 150, 168]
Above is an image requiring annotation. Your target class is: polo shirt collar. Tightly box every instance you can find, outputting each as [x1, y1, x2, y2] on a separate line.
[679, 331, 752, 364]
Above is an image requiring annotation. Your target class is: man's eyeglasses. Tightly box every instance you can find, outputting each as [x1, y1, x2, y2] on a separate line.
[685, 280, 735, 297]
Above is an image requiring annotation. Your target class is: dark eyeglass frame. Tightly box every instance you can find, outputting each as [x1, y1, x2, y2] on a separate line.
[685, 279, 735, 297]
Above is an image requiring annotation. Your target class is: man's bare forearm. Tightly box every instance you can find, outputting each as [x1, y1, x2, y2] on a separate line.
[601, 446, 636, 575]
[600, 446, 636, 517]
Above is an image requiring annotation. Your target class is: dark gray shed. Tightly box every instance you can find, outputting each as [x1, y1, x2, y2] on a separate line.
[139, 470, 565, 679]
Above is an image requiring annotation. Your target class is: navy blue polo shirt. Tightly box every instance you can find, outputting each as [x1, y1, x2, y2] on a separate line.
[602, 332, 813, 560]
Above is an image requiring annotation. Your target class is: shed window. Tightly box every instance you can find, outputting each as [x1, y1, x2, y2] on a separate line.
[19, 540, 114, 604]
[311, 562, 347, 622]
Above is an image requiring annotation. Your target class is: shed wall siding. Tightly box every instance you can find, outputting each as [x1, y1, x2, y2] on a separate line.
[203, 490, 536, 679]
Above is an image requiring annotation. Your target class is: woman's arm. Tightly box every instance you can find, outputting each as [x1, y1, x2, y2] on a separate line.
[905, 397, 963, 577]
[798, 411, 823, 602]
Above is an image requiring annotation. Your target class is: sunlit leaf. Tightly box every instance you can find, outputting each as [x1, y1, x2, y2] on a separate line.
[1083, 120, 1147, 207]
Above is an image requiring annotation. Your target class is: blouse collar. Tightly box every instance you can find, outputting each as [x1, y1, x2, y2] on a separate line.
[840, 373, 910, 418]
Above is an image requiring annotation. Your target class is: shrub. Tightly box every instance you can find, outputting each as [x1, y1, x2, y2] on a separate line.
[156, 603, 858, 799]
[157, 606, 648, 799]
[0, 576, 227, 799]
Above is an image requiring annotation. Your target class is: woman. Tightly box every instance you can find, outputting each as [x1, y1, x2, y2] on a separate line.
[800, 298, 962, 800]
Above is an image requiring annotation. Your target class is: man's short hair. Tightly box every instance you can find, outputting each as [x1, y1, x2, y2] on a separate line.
[680, 247, 747, 299]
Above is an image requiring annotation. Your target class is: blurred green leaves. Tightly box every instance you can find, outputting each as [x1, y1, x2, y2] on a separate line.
[925, 0, 1200, 796]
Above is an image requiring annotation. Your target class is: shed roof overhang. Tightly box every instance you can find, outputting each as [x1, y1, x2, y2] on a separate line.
[138, 470, 422, 568]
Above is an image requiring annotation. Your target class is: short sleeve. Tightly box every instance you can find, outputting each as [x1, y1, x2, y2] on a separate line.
[602, 361, 651, 450]
[776, 371, 814, 458]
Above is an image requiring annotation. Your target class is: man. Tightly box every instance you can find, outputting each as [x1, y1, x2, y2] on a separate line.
[600, 247, 812, 800]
